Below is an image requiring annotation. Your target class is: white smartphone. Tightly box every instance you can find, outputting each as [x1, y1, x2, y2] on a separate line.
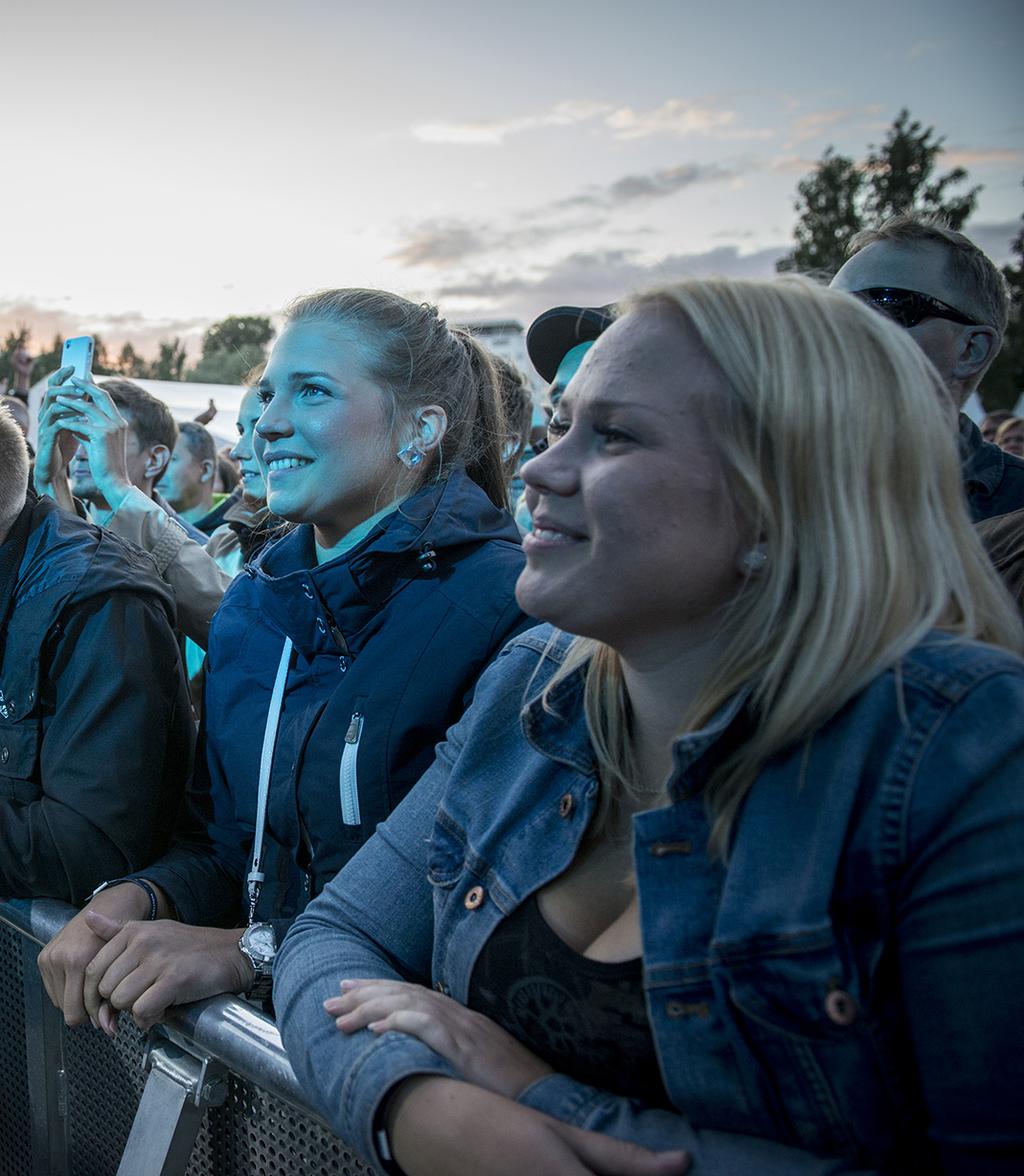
[61, 335, 94, 383]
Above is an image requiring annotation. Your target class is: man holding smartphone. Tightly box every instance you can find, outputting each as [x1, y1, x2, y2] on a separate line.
[0, 403, 193, 904]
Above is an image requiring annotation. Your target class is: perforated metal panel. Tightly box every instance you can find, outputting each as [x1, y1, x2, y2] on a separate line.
[0, 924, 32, 1176]
[186, 1074, 375, 1176]
[0, 910, 378, 1176]
[64, 1014, 149, 1176]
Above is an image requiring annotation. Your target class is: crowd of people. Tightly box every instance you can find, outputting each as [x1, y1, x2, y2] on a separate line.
[1, 212, 1023, 1174]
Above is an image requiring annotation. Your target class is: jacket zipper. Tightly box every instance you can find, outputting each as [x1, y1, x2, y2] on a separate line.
[339, 713, 363, 825]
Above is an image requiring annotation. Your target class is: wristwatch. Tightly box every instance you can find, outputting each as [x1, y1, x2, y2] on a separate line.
[238, 922, 277, 1001]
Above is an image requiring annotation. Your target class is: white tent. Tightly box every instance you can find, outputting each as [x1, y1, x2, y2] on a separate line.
[27, 376, 247, 451]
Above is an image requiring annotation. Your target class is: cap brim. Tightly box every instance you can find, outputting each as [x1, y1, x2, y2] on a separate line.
[526, 304, 615, 384]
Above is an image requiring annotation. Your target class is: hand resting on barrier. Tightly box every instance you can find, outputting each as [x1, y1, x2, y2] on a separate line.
[38, 882, 254, 1035]
[326, 977, 554, 1098]
[81, 912, 253, 1034]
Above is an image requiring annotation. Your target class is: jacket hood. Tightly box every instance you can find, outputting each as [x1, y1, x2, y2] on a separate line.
[245, 470, 522, 658]
[12, 494, 178, 624]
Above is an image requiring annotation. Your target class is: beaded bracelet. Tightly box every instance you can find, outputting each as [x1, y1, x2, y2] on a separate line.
[89, 877, 159, 921]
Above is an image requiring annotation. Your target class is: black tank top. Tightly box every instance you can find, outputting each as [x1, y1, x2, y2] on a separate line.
[466, 893, 671, 1108]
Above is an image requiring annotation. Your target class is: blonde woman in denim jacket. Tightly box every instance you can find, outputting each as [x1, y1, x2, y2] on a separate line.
[275, 277, 1024, 1175]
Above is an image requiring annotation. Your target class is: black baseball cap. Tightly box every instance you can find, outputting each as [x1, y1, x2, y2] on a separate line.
[526, 304, 615, 384]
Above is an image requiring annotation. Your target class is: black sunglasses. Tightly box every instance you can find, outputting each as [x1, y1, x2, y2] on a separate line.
[853, 286, 979, 329]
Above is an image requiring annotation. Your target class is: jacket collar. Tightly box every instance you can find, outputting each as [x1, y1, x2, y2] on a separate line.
[518, 628, 751, 788]
[960, 412, 1005, 500]
[247, 471, 520, 661]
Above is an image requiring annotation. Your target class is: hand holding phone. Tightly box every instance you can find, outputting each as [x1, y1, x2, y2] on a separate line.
[61, 336, 95, 385]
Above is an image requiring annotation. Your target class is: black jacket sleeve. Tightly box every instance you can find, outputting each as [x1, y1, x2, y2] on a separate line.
[0, 590, 193, 904]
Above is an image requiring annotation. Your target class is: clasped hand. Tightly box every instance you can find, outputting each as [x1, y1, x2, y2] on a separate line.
[39, 906, 252, 1037]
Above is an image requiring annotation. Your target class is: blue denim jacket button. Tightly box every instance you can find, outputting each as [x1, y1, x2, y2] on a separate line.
[666, 999, 710, 1019]
[464, 885, 486, 910]
[558, 793, 575, 818]
[825, 988, 858, 1026]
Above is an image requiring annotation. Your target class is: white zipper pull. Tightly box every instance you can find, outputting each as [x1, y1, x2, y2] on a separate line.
[339, 713, 364, 825]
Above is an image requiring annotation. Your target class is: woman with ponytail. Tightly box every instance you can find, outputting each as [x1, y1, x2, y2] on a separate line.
[40, 289, 529, 1028]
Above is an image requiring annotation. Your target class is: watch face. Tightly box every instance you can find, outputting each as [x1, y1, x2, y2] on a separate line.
[243, 924, 276, 963]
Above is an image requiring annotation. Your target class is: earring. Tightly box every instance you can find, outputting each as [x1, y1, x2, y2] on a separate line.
[738, 545, 768, 575]
[396, 442, 425, 468]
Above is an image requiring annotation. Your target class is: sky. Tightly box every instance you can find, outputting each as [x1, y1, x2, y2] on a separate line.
[1, 0, 1022, 362]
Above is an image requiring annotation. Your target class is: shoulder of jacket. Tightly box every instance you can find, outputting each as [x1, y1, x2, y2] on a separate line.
[893, 632, 1024, 707]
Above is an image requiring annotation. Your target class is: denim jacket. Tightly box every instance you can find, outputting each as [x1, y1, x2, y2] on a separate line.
[275, 626, 1024, 1175]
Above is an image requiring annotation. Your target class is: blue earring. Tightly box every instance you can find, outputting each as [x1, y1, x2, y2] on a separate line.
[396, 442, 425, 468]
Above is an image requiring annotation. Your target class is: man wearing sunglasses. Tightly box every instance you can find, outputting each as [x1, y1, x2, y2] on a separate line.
[831, 213, 1024, 523]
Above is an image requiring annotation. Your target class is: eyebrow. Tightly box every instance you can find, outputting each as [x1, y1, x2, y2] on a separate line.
[558, 395, 672, 417]
[257, 369, 338, 390]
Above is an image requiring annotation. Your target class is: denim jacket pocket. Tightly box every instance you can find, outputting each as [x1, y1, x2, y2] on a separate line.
[427, 807, 469, 890]
[720, 929, 912, 1162]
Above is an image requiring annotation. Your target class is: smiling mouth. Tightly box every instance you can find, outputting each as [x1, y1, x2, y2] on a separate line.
[266, 457, 313, 473]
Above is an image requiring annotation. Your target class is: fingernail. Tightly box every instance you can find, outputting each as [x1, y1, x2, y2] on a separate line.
[323, 997, 342, 1011]
[339, 979, 359, 991]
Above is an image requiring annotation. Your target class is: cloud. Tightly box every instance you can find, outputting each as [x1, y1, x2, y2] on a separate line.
[0, 299, 213, 361]
[390, 159, 744, 270]
[940, 147, 1024, 168]
[604, 99, 738, 141]
[412, 99, 611, 145]
[559, 161, 741, 210]
[411, 96, 768, 147]
[388, 215, 608, 269]
[431, 243, 787, 320]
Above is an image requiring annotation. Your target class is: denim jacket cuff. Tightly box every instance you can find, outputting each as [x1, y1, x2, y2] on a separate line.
[517, 1072, 603, 1126]
[338, 1032, 459, 1169]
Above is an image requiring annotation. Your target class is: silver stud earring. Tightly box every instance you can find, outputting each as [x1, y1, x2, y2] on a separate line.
[396, 442, 425, 468]
[739, 546, 768, 575]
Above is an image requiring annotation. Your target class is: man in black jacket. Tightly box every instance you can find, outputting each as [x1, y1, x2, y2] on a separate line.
[0, 404, 193, 905]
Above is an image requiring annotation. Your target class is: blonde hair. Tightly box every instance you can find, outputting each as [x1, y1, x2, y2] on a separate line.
[544, 275, 1023, 856]
[994, 416, 1024, 447]
[287, 289, 509, 508]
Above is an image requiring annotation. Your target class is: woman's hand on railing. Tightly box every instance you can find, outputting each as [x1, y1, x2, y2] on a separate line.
[384, 1076, 690, 1176]
[325, 977, 553, 1099]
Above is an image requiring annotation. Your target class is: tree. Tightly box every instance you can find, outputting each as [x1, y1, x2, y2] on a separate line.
[115, 342, 147, 378]
[778, 109, 982, 277]
[0, 326, 31, 389]
[148, 337, 188, 382]
[188, 314, 274, 385]
[980, 197, 1024, 412]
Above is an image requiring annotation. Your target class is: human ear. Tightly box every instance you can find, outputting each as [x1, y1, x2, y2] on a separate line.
[146, 445, 171, 482]
[414, 406, 448, 453]
[199, 458, 215, 484]
[953, 325, 999, 383]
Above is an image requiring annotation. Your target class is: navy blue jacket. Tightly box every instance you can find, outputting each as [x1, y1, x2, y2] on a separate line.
[140, 472, 528, 932]
[0, 492, 193, 903]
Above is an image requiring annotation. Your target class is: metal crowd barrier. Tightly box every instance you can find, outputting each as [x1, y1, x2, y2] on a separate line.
[0, 898, 377, 1176]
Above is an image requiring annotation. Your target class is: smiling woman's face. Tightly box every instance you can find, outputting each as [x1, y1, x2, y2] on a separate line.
[230, 386, 268, 503]
[253, 320, 402, 546]
[517, 303, 745, 658]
